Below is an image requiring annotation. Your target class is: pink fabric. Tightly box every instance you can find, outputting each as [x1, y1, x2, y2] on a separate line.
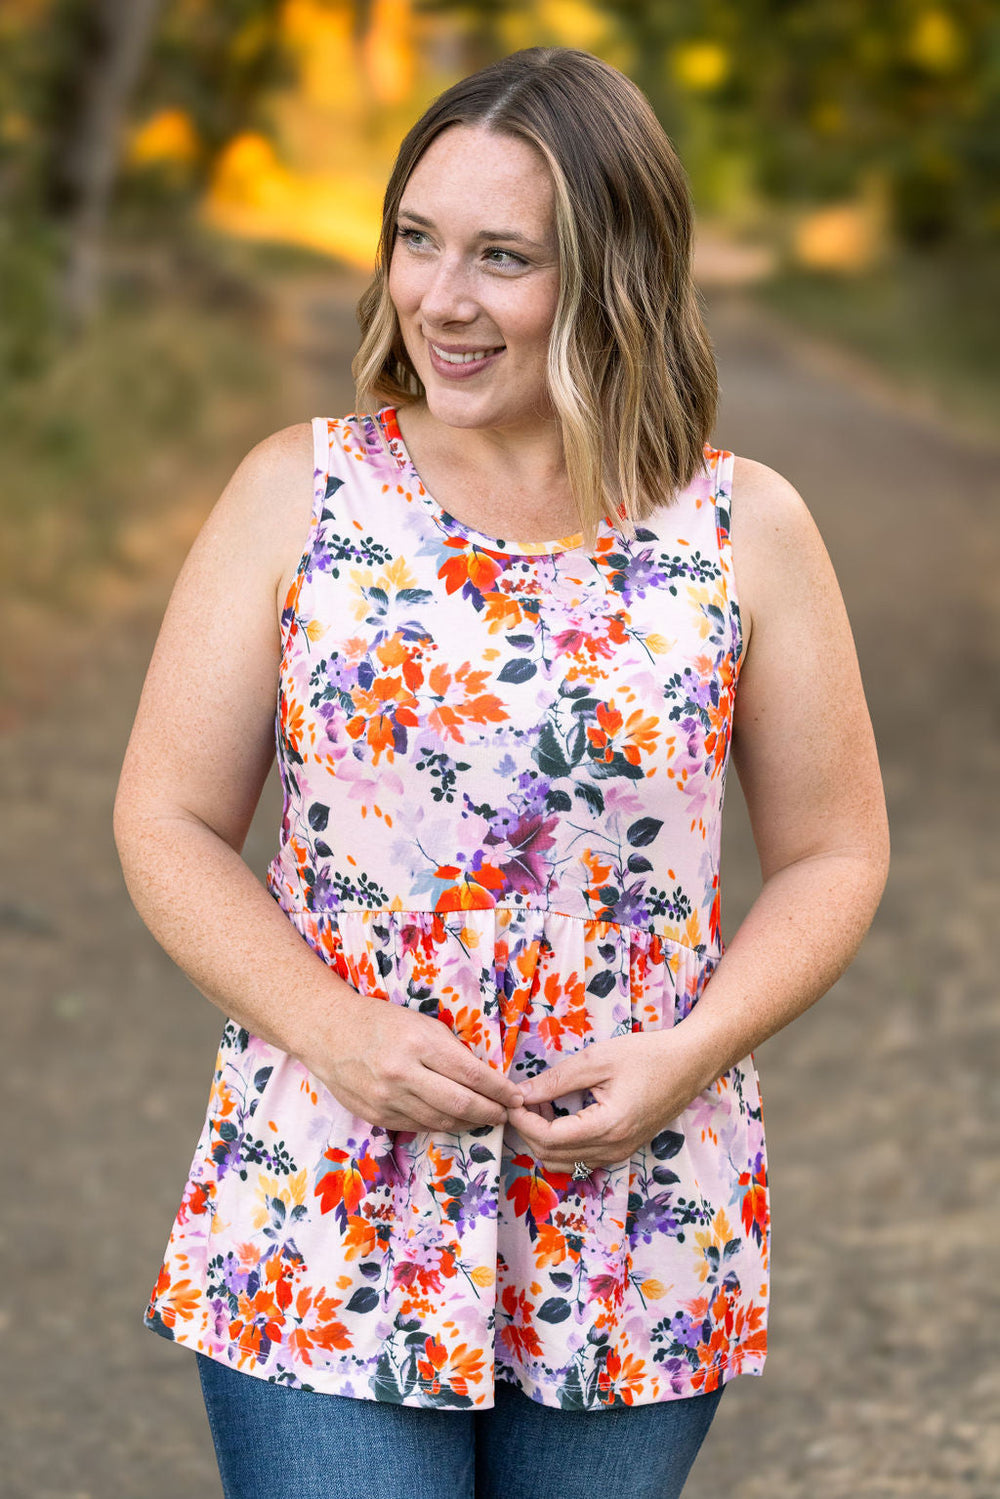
[145, 409, 769, 1410]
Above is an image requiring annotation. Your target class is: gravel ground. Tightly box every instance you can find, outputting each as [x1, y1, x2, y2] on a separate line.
[2, 283, 997, 1498]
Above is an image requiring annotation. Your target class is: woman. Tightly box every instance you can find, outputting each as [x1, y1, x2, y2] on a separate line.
[114, 46, 889, 1499]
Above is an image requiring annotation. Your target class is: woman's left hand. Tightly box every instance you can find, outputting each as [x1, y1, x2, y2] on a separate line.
[507, 1029, 711, 1174]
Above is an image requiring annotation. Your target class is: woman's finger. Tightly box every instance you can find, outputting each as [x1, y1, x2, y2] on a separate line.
[332, 1064, 505, 1133]
[422, 1027, 524, 1109]
[515, 1043, 611, 1106]
[510, 1100, 620, 1156]
[411, 1070, 510, 1129]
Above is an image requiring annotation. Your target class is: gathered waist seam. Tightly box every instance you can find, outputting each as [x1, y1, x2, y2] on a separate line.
[269, 894, 721, 963]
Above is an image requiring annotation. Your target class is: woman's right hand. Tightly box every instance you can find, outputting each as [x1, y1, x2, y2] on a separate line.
[307, 990, 524, 1133]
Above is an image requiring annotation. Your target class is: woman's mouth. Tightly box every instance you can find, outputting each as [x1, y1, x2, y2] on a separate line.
[427, 341, 506, 379]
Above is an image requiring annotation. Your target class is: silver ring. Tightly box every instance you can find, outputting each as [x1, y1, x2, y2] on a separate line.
[571, 1159, 591, 1180]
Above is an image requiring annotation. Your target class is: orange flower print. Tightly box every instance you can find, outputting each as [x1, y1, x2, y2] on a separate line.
[176, 1179, 212, 1224]
[598, 1347, 647, 1405]
[314, 1147, 381, 1221]
[229, 1259, 293, 1359]
[536, 968, 589, 1050]
[279, 692, 306, 756]
[438, 538, 505, 597]
[287, 1287, 352, 1362]
[533, 1221, 571, 1268]
[505, 1153, 567, 1224]
[415, 1335, 486, 1398]
[481, 590, 527, 634]
[342, 1214, 382, 1262]
[147, 1267, 200, 1331]
[345, 674, 420, 764]
[425, 661, 507, 742]
[436, 1002, 485, 1049]
[586, 699, 659, 764]
[434, 861, 504, 911]
[739, 1155, 769, 1246]
[498, 1285, 544, 1362]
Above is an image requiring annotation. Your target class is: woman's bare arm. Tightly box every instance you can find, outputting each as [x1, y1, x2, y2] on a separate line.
[114, 423, 322, 1042]
[113, 422, 523, 1130]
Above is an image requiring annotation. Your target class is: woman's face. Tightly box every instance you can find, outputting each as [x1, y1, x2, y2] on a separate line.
[388, 125, 560, 437]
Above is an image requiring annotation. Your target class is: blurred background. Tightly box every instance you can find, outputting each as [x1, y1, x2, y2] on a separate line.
[1, 2, 998, 1495]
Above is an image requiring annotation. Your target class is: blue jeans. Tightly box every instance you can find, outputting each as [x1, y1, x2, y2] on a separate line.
[197, 1353, 724, 1499]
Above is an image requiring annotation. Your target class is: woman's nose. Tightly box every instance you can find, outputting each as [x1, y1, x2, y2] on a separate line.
[419, 255, 478, 324]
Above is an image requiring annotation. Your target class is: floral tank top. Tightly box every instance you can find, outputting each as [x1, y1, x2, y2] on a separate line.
[145, 408, 770, 1411]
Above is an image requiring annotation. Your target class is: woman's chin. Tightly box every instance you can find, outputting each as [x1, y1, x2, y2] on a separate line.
[422, 388, 504, 429]
[421, 387, 555, 437]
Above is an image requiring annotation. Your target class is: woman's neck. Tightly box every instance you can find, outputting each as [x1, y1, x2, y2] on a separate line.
[395, 402, 580, 537]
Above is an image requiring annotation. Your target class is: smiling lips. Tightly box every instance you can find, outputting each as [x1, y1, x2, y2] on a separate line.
[427, 340, 505, 378]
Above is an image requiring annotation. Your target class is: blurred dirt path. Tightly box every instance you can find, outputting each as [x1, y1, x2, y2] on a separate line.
[2, 277, 997, 1498]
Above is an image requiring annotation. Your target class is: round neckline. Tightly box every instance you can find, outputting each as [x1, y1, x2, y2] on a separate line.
[377, 406, 597, 557]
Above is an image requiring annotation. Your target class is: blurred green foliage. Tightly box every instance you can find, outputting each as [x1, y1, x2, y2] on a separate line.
[588, 0, 1000, 247]
[0, 226, 277, 614]
[0, 0, 293, 219]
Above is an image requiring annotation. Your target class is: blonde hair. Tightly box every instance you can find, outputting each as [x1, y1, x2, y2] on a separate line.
[353, 47, 718, 549]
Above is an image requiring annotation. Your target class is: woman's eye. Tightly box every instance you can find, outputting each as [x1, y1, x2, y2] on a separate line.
[393, 230, 525, 268]
[485, 248, 527, 269]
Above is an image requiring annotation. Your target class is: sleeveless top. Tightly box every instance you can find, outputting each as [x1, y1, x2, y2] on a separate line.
[145, 409, 770, 1411]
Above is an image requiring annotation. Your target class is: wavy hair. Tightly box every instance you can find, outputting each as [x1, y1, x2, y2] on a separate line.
[353, 47, 718, 548]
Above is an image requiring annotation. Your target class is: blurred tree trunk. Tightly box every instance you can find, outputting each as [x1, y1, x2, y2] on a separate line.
[51, 0, 164, 335]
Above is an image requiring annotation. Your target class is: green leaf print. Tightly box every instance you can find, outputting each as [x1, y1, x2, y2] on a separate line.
[574, 782, 604, 815]
[535, 721, 570, 778]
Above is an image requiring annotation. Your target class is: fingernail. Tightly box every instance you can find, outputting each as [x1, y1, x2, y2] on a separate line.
[510, 1091, 524, 1108]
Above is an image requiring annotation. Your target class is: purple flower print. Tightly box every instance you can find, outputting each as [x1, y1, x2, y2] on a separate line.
[310, 867, 341, 913]
[610, 882, 652, 926]
[451, 1173, 496, 1233]
[629, 1191, 680, 1244]
[615, 550, 671, 606]
[207, 1251, 252, 1301]
[667, 1310, 706, 1350]
[483, 810, 558, 893]
[516, 767, 551, 806]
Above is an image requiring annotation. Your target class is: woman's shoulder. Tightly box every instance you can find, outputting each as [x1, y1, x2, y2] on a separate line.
[235, 411, 380, 484]
[228, 419, 315, 498]
[729, 453, 827, 564]
[183, 421, 319, 624]
[731, 454, 812, 526]
[237, 409, 393, 517]
[727, 454, 837, 644]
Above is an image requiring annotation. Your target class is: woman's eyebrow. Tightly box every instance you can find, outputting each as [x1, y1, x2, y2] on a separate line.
[396, 208, 549, 251]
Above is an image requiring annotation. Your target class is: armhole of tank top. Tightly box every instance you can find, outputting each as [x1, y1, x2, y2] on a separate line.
[712, 447, 746, 685]
[278, 417, 336, 651]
